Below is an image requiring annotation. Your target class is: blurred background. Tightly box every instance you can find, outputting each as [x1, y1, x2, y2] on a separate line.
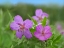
[0, 0, 64, 24]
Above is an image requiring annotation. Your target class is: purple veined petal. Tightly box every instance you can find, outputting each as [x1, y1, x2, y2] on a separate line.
[32, 16, 41, 24]
[10, 22, 19, 30]
[42, 12, 48, 18]
[41, 15, 45, 19]
[16, 31, 23, 39]
[24, 29, 32, 39]
[34, 31, 41, 38]
[37, 22, 42, 25]
[32, 16, 39, 21]
[24, 19, 33, 29]
[14, 15, 23, 24]
[36, 25, 43, 33]
[37, 20, 41, 23]
[38, 35, 47, 41]
[44, 26, 51, 33]
[45, 32, 52, 39]
[35, 9, 43, 16]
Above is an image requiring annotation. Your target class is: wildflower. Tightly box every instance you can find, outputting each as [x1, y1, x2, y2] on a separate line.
[56, 24, 62, 31]
[10, 15, 33, 39]
[55, 23, 64, 35]
[34, 25, 52, 41]
[59, 30, 64, 35]
[32, 9, 48, 23]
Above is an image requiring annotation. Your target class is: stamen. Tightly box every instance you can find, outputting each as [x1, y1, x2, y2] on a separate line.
[18, 23, 25, 31]
[41, 29, 45, 36]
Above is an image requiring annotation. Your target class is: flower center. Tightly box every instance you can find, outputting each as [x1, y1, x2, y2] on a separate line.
[41, 31, 45, 36]
[37, 16, 42, 20]
[18, 23, 25, 31]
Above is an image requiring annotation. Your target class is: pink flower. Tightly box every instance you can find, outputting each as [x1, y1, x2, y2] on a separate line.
[59, 30, 64, 35]
[34, 25, 52, 41]
[32, 9, 48, 23]
[56, 24, 62, 31]
[10, 15, 33, 39]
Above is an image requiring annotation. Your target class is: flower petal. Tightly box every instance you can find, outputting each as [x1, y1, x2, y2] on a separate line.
[56, 24, 62, 31]
[34, 32, 41, 38]
[34, 31, 48, 41]
[44, 26, 51, 33]
[10, 22, 19, 30]
[32, 16, 39, 21]
[36, 25, 43, 33]
[16, 31, 23, 39]
[61, 32, 64, 35]
[35, 9, 43, 16]
[32, 16, 42, 24]
[45, 32, 52, 39]
[46, 20, 49, 25]
[39, 35, 47, 41]
[24, 19, 33, 29]
[14, 15, 23, 24]
[42, 12, 48, 18]
[24, 29, 32, 39]
[60, 30, 64, 35]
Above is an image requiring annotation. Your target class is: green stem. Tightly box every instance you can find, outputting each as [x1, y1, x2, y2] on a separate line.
[45, 40, 47, 47]
[41, 41, 47, 48]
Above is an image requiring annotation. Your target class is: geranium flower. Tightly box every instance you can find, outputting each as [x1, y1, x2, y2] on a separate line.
[59, 30, 64, 35]
[32, 9, 48, 23]
[34, 25, 52, 41]
[10, 15, 33, 39]
[56, 24, 62, 31]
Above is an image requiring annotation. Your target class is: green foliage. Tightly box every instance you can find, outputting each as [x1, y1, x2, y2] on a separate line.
[41, 17, 46, 26]
[28, 14, 37, 25]
[53, 35, 61, 44]
[0, 4, 64, 24]
[0, 9, 3, 29]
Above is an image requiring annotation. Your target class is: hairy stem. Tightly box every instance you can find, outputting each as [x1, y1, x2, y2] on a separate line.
[41, 41, 47, 48]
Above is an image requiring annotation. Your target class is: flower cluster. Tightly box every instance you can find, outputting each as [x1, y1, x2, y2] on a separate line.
[10, 9, 52, 41]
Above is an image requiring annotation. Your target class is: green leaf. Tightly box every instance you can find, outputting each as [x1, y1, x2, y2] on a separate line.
[5, 10, 13, 30]
[7, 10, 13, 21]
[53, 35, 61, 44]
[1, 32, 12, 48]
[30, 28, 35, 33]
[0, 9, 3, 28]
[0, 32, 2, 47]
[28, 14, 37, 25]
[41, 17, 46, 26]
